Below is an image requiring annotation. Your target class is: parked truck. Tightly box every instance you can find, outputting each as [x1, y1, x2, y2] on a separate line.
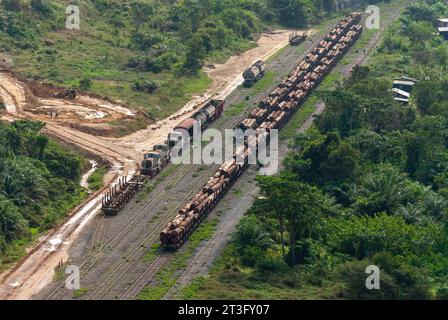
[289, 31, 307, 46]
[243, 60, 266, 87]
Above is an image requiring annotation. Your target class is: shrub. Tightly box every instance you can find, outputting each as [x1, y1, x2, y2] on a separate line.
[3, 0, 24, 12]
[79, 78, 92, 91]
[132, 79, 159, 93]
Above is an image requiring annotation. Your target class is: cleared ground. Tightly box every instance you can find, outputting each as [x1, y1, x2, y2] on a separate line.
[32, 16, 345, 300]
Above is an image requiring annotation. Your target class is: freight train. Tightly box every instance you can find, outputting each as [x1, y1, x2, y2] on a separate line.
[101, 100, 224, 215]
[160, 12, 363, 249]
[140, 99, 225, 177]
[166, 99, 225, 148]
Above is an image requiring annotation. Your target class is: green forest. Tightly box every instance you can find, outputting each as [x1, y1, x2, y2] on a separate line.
[0, 120, 86, 269]
[0, 0, 386, 119]
[183, 0, 448, 299]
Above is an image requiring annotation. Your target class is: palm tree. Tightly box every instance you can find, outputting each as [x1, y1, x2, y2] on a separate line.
[320, 194, 342, 216]
[422, 192, 447, 222]
[397, 202, 424, 224]
[0, 197, 28, 243]
[357, 165, 410, 214]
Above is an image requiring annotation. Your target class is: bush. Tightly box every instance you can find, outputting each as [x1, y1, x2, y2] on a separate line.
[132, 79, 159, 93]
[335, 260, 400, 300]
[79, 78, 92, 91]
[255, 255, 288, 274]
[2, 0, 24, 12]
[144, 52, 179, 73]
[31, 0, 52, 16]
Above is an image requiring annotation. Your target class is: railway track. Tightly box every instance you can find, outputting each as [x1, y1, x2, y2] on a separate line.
[161, 99, 326, 299]
[85, 218, 110, 259]
[44, 71, 278, 300]
[119, 254, 169, 300]
[162, 183, 260, 300]
[42, 18, 342, 300]
[84, 163, 222, 300]
[44, 160, 219, 300]
[158, 2, 411, 300]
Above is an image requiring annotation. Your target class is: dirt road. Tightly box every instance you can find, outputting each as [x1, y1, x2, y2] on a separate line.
[115, 30, 304, 156]
[0, 28, 300, 300]
[31, 23, 330, 301]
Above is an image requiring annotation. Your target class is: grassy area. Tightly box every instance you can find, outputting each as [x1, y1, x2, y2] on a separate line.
[250, 71, 278, 96]
[72, 288, 90, 299]
[224, 102, 248, 117]
[266, 45, 289, 63]
[87, 164, 109, 191]
[86, 70, 212, 120]
[5, 2, 260, 121]
[136, 164, 180, 203]
[180, 244, 343, 299]
[138, 218, 219, 300]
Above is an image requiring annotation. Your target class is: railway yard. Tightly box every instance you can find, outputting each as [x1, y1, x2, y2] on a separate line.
[0, 0, 411, 301]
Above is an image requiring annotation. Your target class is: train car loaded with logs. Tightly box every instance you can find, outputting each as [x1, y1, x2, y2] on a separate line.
[160, 12, 364, 249]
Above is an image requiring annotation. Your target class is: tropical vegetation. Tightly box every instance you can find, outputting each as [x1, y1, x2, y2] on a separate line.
[183, 0, 448, 299]
[0, 120, 86, 269]
[1, 0, 385, 119]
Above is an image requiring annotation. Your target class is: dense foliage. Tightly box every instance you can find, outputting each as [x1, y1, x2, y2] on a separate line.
[196, 0, 448, 299]
[0, 0, 349, 74]
[0, 120, 85, 261]
[0, 0, 384, 117]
